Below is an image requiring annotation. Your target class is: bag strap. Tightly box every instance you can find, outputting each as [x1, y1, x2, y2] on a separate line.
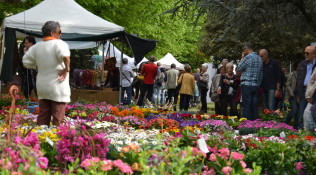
[122, 72, 131, 83]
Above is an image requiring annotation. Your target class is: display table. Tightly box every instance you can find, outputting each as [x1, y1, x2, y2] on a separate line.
[71, 88, 119, 104]
[1, 85, 119, 105]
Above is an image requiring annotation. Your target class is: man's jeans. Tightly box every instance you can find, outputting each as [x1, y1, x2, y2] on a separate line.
[297, 96, 307, 129]
[262, 89, 275, 111]
[285, 96, 298, 129]
[154, 86, 164, 105]
[121, 86, 133, 105]
[241, 85, 259, 120]
[137, 83, 154, 106]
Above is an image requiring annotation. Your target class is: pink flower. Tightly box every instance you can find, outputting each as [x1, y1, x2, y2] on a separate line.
[119, 164, 134, 174]
[296, 162, 303, 171]
[240, 161, 247, 168]
[38, 157, 48, 169]
[244, 168, 252, 173]
[101, 160, 113, 171]
[113, 159, 124, 167]
[90, 157, 100, 163]
[218, 148, 230, 159]
[192, 147, 206, 158]
[208, 147, 218, 153]
[201, 168, 216, 175]
[231, 152, 244, 160]
[221, 166, 232, 175]
[80, 159, 92, 169]
[209, 153, 217, 161]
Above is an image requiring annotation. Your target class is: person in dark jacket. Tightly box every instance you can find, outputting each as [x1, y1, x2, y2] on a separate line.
[259, 49, 281, 111]
[19, 36, 38, 98]
[295, 46, 316, 129]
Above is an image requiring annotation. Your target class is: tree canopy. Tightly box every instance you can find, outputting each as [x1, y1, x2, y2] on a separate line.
[170, 0, 316, 63]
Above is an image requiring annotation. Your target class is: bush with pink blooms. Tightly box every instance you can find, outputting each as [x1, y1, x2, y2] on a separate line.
[65, 157, 133, 175]
[206, 147, 258, 174]
[0, 132, 48, 172]
[55, 122, 110, 166]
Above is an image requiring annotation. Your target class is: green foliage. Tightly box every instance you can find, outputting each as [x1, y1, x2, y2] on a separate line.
[40, 143, 59, 167]
[244, 140, 299, 174]
[75, 0, 206, 67]
[170, 0, 316, 62]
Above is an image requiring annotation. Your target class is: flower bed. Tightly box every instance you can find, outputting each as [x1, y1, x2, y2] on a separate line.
[0, 101, 315, 174]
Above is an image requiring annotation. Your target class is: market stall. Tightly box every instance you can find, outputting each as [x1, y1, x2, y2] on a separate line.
[0, 0, 156, 104]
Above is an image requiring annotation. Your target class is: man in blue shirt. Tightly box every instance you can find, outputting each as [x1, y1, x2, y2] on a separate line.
[237, 43, 263, 120]
[295, 46, 316, 129]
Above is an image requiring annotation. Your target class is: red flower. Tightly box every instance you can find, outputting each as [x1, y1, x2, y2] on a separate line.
[304, 136, 315, 141]
[263, 109, 271, 115]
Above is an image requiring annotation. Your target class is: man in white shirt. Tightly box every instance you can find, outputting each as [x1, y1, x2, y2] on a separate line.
[23, 21, 70, 126]
[121, 58, 134, 105]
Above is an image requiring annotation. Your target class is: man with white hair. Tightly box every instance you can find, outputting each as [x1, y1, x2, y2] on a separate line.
[295, 46, 316, 129]
[199, 64, 209, 113]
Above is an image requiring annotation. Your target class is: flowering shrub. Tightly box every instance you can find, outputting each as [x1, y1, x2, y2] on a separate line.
[117, 116, 147, 128]
[261, 109, 284, 122]
[0, 132, 48, 171]
[55, 123, 110, 164]
[238, 119, 297, 136]
[206, 147, 255, 174]
[198, 119, 232, 132]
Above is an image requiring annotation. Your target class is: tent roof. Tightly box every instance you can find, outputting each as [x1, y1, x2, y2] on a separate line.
[156, 53, 184, 70]
[3, 0, 124, 36]
[136, 57, 148, 69]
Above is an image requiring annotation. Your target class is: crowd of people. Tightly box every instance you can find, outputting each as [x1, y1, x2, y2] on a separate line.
[15, 21, 316, 131]
[121, 42, 316, 132]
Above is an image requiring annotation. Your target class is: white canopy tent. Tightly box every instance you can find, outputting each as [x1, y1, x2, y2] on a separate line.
[136, 57, 149, 69]
[155, 53, 184, 70]
[98, 41, 135, 69]
[2, 0, 124, 36]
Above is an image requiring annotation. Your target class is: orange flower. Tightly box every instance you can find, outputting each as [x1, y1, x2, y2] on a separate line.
[129, 144, 139, 152]
[288, 135, 298, 139]
[121, 146, 131, 153]
[132, 163, 140, 171]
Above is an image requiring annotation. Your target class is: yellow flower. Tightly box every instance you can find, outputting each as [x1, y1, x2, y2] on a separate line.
[229, 116, 238, 119]
[239, 118, 247, 122]
[124, 122, 130, 126]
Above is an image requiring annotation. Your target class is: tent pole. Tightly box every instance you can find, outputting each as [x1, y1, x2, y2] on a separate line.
[0, 28, 6, 94]
[101, 41, 105, 83]
[119, 35, 124, 104]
